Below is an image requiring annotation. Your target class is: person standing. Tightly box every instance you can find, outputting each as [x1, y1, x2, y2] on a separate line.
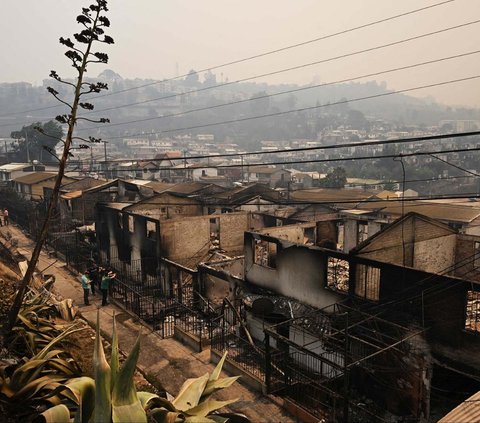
[3, 209, 8, 226]
[80, 271, 91, 306]
[87, 261, 100, 295]
[101, 270, 116, 306]
[0, 209, 3, 227]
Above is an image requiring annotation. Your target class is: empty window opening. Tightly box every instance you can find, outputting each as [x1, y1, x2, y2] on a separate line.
[474, 242, 480, 268]
[355, 264, 380, 301]
[210, 217, 220, 243]
[465, 290, 480, 333]
[147, 220, 156, 238]
[327, 257, 349, 292]
[254, 239, 277, 268]
[358, 222, 369, 243]
[117, 212, 123, 229]
[128, 215, 134, 233]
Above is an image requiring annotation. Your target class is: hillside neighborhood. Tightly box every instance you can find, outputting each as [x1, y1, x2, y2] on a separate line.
[2, 157, 480, 421]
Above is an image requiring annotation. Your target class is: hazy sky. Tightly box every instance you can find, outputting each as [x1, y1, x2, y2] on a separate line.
[1, 0, 480, 107]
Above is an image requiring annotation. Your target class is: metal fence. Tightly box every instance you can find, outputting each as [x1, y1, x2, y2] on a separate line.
[211, 330, 267, 382]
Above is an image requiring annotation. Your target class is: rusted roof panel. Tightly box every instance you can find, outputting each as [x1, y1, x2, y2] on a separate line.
[438, 391, 480, 422]
[12, 172, 57, 185]
[358, 200, 480, 223]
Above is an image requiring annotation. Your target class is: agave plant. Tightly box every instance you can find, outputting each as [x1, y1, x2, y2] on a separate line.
[0, 324, 84, 413]
[9, 291, 70, 356]
[38, 311, 245, 423]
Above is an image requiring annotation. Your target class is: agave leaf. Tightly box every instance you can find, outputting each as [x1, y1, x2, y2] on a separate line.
[110, 312, 119, 387]
[184, 416, 217, 423]
[67, 376, 95, 423]
[202, 376, 240, 398]
[205, 417, 229, 423]
[13, 375, 65, 400]
[35, 325, 85, 360]
[184, 398, 238, 418]
[172, 373, 209, 412]
[209, 352, 227, 383]
[94, 310, 112, 423]
[137, 391, 163, 409]
[112, 335, 146, 423]
[148, 408, 183, 423]
[38, 403, 72, 423]
[138, 393, 177, 412]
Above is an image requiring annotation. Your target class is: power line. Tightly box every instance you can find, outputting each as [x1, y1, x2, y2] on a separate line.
[92, 192, 480, 207]
[0, 0, 459, 122]
[66, 130, 480, 165]
[77, 49, 480, 132]
[100, 75, 480, 141]
[77, 144, 480, 172]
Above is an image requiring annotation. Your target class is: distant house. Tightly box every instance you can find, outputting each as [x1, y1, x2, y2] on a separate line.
[244, 166, 291, 188]
[12, 172, 58, 200]
[0, 162, 46, 185]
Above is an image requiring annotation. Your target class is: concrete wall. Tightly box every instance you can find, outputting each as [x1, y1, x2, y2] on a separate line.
[413, 234, 456, 274]
[218, 213, 249, 254]
[258, 225, 308, 244]
[355, 216, 456, 273]
[244, 233, 343, 308]
[161, 217, 210, 262]
[455, 235, 480, 283]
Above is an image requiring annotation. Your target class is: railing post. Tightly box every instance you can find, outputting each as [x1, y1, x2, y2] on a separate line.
[264, 332, 271, 393]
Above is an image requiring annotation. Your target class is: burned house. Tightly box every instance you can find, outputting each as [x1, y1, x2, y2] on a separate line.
[191, 212, 480, 422]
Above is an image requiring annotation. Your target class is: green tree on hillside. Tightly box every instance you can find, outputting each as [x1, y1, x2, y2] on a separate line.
[319, 167, 347, 188]
[10, 121, 63, 162]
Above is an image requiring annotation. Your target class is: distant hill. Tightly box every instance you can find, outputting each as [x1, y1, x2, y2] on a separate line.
[1, 70, 478, 144]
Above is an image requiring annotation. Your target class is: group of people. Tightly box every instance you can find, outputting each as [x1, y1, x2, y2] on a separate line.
[80, 262, 116, 307]
[0, 208, 9, 226]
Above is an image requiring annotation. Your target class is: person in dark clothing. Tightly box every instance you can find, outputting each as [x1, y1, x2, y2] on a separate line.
[87, 262, 100, 295]
[101, 270, 116, 306]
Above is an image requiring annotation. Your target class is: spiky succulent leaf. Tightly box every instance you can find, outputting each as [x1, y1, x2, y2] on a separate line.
[38, 404, 72, 422]
[66, 376, 96, 423]
[138, 393, 177, 412]
[110, 313, 119, 386]
[111, 336, 146, 423]
[209, 352, 227, 383]
[184, 416, 217, 423]
[184, 398, 239, 418]
[93, 310, 112, 422]
[148, 408, 183, 423]
[202, 376, 240, 398]
[172, 373, 209, 412]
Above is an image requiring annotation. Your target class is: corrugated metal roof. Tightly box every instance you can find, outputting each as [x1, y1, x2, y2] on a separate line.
[438, 391, 480, 422]
[358, 200, 480, 223]
[0, 163, 30, 171]
[13, 172, 57, 185]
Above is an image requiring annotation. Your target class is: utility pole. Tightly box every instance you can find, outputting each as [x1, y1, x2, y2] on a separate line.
[25, 132, 30, 163]
[90, 146, 93, 173]
[103, 141, 108, 180]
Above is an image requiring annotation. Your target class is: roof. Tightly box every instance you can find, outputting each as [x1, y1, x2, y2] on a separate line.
[57, 177, 108, 192]
[0, 163, 30, 171]
[58, 180, 118, 200]
[358, 200, 480, 223]
[290, 188, 378, 203]
[351, 212, 457, 254]
[13, 172, 57, 185]
[41, 177, 79, 190]
[248, 166, 289, 174]
[438, 391, 480, 423]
